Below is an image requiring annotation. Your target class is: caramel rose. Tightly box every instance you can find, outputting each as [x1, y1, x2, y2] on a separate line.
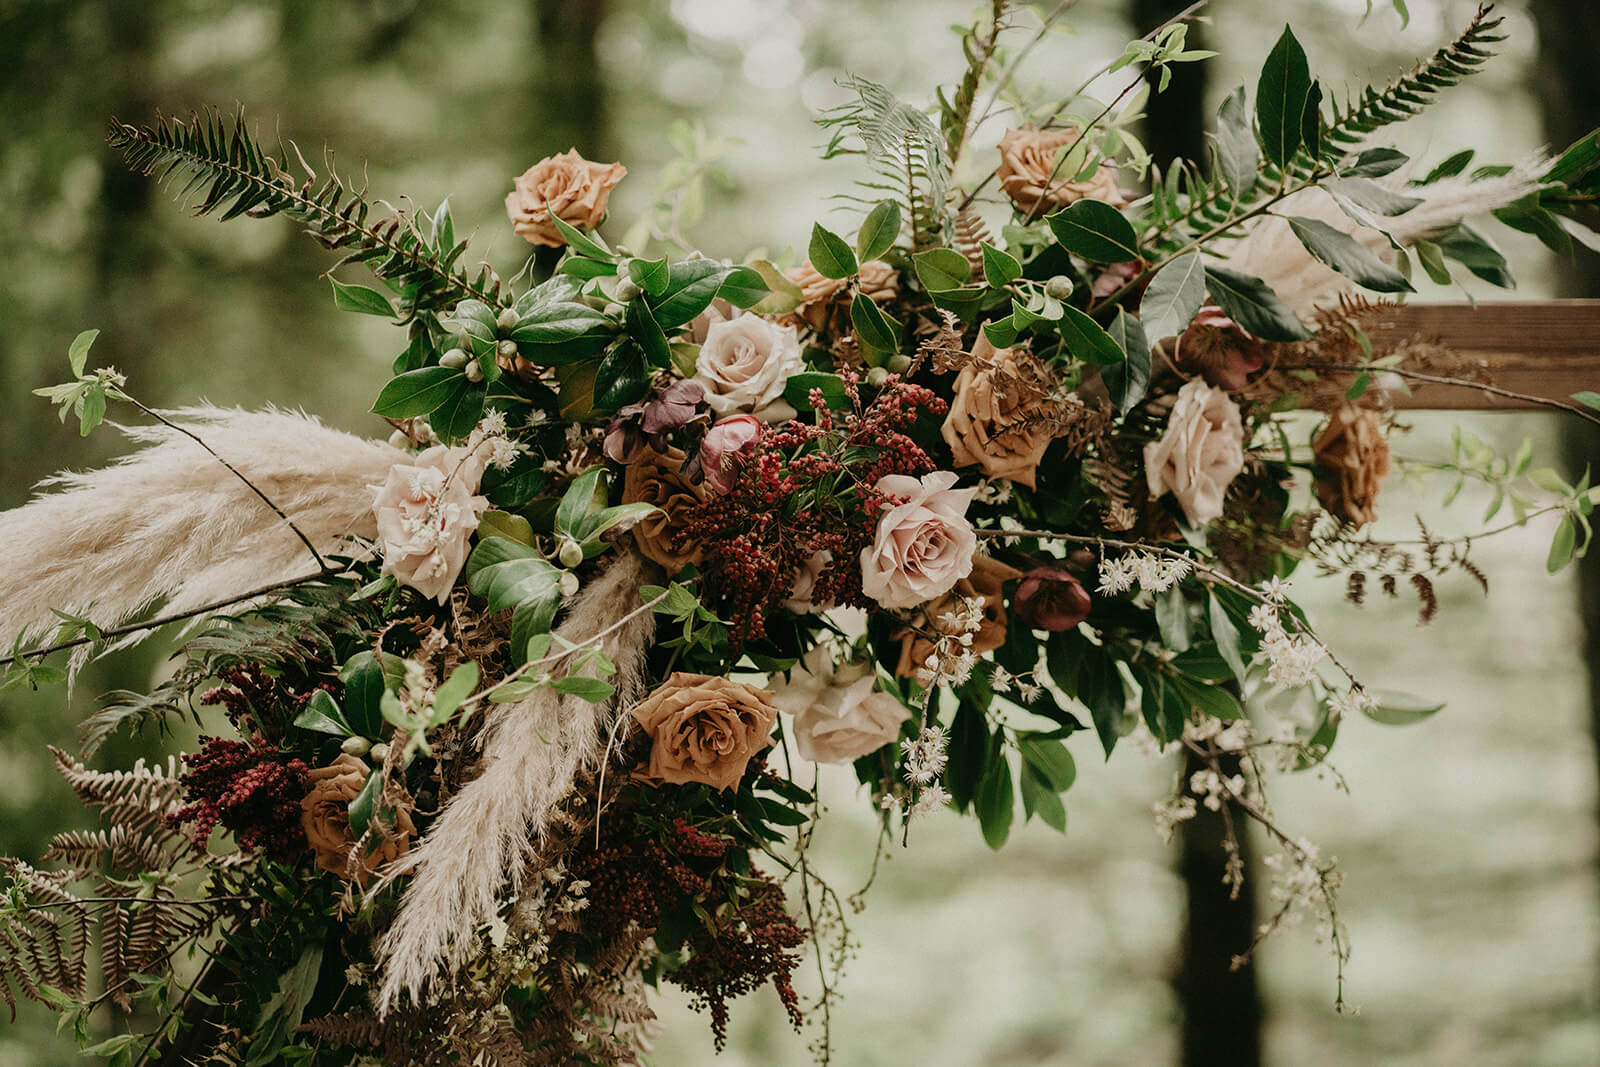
[786, 260, 898, 331]
[621, 446, 707, 573]
[894, 554, 1020, 679]
[995, 128, 1127, 215]
[300, 753, 415, 885]
[941, 332, 1058, 489]
[505, 149, 627, 248]
[630, 672, 779, 791]
[1313, 405, 1391, 528]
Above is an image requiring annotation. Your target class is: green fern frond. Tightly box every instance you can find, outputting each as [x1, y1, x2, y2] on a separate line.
[107, 107, 502, 317]
[819, 76, 952, 250]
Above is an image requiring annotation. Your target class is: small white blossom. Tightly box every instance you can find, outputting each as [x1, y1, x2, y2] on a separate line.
[990, 665, 1013, 693]
[1153, 795, 1198, 843]
[478, 409, 509, 436]
[911, 782, 952, 819]
[1259, 576, 1292, 602]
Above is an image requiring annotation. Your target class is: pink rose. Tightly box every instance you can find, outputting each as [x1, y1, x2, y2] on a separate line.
[698, 414, 764, 494]
[860, 471, 978, 610]
[372, 445, 489, 603]
[772, 648, 909, 764]
[505, 150, 627, 248]
[1143, 379, 1245, 528]
[1013, 568, 1092, 631]
[692, 314, 804, 422]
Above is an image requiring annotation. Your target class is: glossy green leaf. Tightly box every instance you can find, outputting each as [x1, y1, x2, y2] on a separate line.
[718, 265, 769, 308]
[1045, 199, 1140, 263]
[1205, 265, 1312, 341]
[372, 366, 463, 417]
[550, 214, 615, 260]
[1256, 25, 1312, 168]
[340, 651, 392, 738]
[808, 222, 857, 279]
[1019, 762, 1067, 832]
[912, 247, 972, 292]
[1433, 224, 1514, 288]
[330, 277, 394, 317]
[1055, 304, 1126, 366]
[850, 292, 901, 357]
[478, 509, 534, 546]
[293, 690, 352, 737]
[1215, 86, 1258, 202]
[975, 755, 1014, 850]
[1286, 216, 1414, 293]
[508, 304, 612, 346]
[1140, 252, 1206, 342]
[594, 343, 650, 410]
[429, 379, 486, 442]
[1103, 309, 1150, 414]
[628, 256, 670, 298]
[1017, 736, 1077, 792]
[783, 371, 851, 412]
[856, 200, 902, 262]
[981, 243, 1022, 288]
[651, 260, 734, 329]
[626, 298, 671, 369]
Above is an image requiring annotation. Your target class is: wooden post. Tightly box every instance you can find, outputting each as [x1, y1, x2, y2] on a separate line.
[1367, 300, 1600, 410]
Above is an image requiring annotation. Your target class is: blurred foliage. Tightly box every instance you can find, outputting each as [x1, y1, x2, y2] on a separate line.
[0, 0, 1591, 1064]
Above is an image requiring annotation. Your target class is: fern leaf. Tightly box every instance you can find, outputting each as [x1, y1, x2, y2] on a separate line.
[819, 76, 952, 250]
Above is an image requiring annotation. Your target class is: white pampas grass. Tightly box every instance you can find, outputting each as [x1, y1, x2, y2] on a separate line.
[0, 406, 403, 653]
[376, 549, 658, 1011]
[1208, 153, 1550, 317]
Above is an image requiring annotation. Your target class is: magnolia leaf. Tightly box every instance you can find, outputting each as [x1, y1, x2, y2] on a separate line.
[1103, 309, 1150, 414]
[975, 755, 1014, 850]
[912, 248, 972, 292]
[1205, 265, 1312, 341]
[293, 690, 352, 737]
[809, 222, 857, 279]
[372, 366, 463, 418]
[856, 199, 902, 262]
[1055, 304, 1126, 366]
[1286, 216, 1414, 293]
[650, 260, 734, 329]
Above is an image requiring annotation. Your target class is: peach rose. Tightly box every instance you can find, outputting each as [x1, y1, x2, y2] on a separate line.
[1143, 379, 1246, 528]
[772, 648, 910, 764]
[1313, 406, 1390, 527]
[786, 260, 897, 331]
[630, 672, 779, 790]
[692, 313, 804, 422]
[894, 554, 1019, 678]
[300, 754, 416, 885]
[621, 447, 707, 573]
[860, 471, 978, 610]
[941, 333, 1057, 489]
[372, 445, 489, 603]
[505, 150, 627, 248]
[995, 128, 1127, 215]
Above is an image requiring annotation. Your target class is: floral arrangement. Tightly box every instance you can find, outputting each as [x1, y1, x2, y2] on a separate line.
[3, 4, 1599, 1063]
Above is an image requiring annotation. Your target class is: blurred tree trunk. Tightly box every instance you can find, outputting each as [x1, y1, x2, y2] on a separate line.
[1528, 0, 1600, 998]
[531, 0, 610, 158]
[1131, 2, 1263, 1065]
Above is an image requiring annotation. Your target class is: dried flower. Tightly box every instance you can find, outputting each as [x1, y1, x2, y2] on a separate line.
[941, 333, 1058, 489]
[994, 128, 1127, 215]
[1313, 405, 1391, 528]
[860, 470, 978, 610]
[1013, 567, 1092, 631]
[894, 555, 1018, 678]
[1144, 379, 1246, 528]
[631, 672, 779, 791]
[621, 446, 708, 572]
[505, 149, 626, 247]
[301, 753, 416, 885]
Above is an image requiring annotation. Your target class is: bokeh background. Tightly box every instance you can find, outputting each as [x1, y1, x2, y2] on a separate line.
[2, 0, 1597, 1064]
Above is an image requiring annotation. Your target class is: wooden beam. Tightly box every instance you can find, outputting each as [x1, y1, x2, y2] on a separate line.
[1367, 300, 1600, 411]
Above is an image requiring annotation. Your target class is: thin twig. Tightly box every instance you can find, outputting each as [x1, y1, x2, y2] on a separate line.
[1271, 364, 1600, 429]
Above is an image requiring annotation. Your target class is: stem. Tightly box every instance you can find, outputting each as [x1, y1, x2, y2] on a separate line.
[1019, 75, 1147, 226]
[121, 397, 332, 572]
[1272, 363, 1600, 429]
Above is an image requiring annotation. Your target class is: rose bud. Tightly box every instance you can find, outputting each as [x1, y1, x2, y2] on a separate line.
[1013, 567, 1092, 631]
[603, 420, 644, 465]
[698, 413, 763, 494]
[1170, 305, 1264, 392]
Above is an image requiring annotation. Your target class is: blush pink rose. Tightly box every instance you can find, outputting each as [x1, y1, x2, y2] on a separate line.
[772, 648, 909, 764]
[1143, 379, 1245, 528]
[860, 471, 978, 610]
[692, 314, 804, 422]
[372, 445, 489, 603]
[698, 413, 763, 494]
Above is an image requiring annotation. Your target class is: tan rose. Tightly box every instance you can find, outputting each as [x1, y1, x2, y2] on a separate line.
[941, 333, 1057, 489]
[631, 672, 779, 790]
[372, 445, 489, 604]
[505, 149, 627, 248]
[771, 648, 910, 764]
[300, 754, 416, 885]
[857, 260, 901, 303]
[621, 447, 707, 573]
[860, 471, 979, 610]
[995, 128, 1128, 215]
[1313, 406, 1390, 527]
[1143, 379, 1246, 529]
[894, 555, 1019, 679]
[785, 260, 897, 331]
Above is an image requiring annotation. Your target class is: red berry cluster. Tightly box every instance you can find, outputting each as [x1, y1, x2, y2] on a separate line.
[201, 663, 333, 741]
[169, 736, 310, 860]
[570, 815, 730, 935]
[676, 375, 946, 646]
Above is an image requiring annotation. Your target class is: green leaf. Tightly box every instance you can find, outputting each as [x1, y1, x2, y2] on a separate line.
[293, 690, 352, 737]
[1175, 675, 1243, 721]
[717, 265, 769, 308]
[1019, 762, 1067, 832]
[452, 299, 500, 357]
[508, 304, 613, 347]
[1055, 304, 1126, 366]
[1154, 587, 1191, 651]
[651, 260, 734, 329]
[850, 292, 901, 357]
[747, 259, 805, 315]
[1571, 391, 1600, 413]
[68, 329, 99, 378]
[1544, 129, 1600, 186]
[1300, 80, 1324, 159]
[1433, 224, 1514, 288]
[340, 652, 392, 738]
[1215, 87, 1258, 203]
[1045, 199, 1140, 263]
[550, 214, 615, 260]
[430, 661, 479, 725]
[555, 467, 607, 540]
[1139, 252, 1206, 342]
[372, 366, 463, 418]
[550, 676, 617, 703]
[346, 770, 383, 841]
[783, 371, 851, 412]
[626, 298, 671, 369]
[78, 384, 106, 437]
[1424, 149, 1475, 183]
[429, 379, 486, 442]
[1256, 25, 1312, 168]
[1286, 216, 1414, 293]
[975, 755, 1014, 850]
[1548, 514, 1577, 573]
[1017, 736, 1076, 792]
[330, 277, 394, 317]
[1414, 240, 1452, 285]
[1362, 689, 1445, 726]
[1205, 265, 1312, 342]
[981, 243, 1022, 288]
[856, 200, 902, 262]
[1324, 178, 1422, 231]
[1208, 593, 1249, 685]
[1103, 309, 1150, 414]
[808, 222, 857, 280]
[912, 248, 972, 292]
[1344, 147, 1408, 178]
[478, 509, 534, 546]
[628, 257, 670, 298]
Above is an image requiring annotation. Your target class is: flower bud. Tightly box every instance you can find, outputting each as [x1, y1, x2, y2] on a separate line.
[464, 359, 485, 383]
[387, 430, 410, 449]
[1013, 567, 1092, 632]
[866, 366, 890, 388]
[496, 308, 519, 332]
[558, 538, 585, 569]
[698, 413, 763, 494]
[559, 570, 581, 597]
[615, 278, 642, 302]
[369, 743, 391, 764]
[887, 354, 912, 374]
[340, 735, 371, 756]
[497, 338, 518, 358]
[439, 348, 470, 369]
[1045, 275, 1074, 301]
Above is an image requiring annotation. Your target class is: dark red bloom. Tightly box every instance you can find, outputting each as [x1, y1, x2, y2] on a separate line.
[169, 736, 310, 860]
[1013, 567, 1092, 631]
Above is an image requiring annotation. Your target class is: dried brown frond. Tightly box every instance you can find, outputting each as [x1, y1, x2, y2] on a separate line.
[1084, 457, 1138, 532]
[914, 309, 967, 375]
[953, 207, 994, 274]
[1309, 514, 1487, 624]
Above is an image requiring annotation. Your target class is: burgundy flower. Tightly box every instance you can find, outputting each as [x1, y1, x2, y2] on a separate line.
[1013, 567, 1092, 631]
[699, 414, 763, 494]
[643, 379, 705, 434]
[1171, 305, 1264, 391]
